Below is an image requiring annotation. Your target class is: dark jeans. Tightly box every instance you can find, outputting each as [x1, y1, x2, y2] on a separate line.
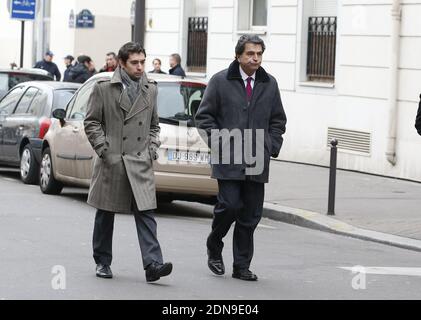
[207, 179, 264, 270]
[92, 206, 163, 269]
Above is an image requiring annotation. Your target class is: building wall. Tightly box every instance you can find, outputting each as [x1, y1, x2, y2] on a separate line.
[49, 0, 132, 76]
[0, 0, 35, 68]
[205, 0, 421, 181]
[144, 0, 209, 74]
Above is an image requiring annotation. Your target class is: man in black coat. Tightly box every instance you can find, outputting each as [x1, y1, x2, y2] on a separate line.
[68, 55, 96, 84]
[63, 55, 74, 82]
[168, 53, 186, 77]
[34, 50, 61, 81]
[416, 94, 421, 136]
[195, 34, 287, 281]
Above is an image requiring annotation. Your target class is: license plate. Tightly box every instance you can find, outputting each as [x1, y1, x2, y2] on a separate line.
[167, 150, 210, 164]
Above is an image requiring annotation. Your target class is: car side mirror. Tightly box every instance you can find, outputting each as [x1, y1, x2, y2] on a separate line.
[52, 108, 66, 126]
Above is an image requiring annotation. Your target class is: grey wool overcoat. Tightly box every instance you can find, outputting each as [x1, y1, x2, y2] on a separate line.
[84, 68, 160, 213]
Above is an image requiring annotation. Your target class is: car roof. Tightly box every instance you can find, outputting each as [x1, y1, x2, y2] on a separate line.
[89, 71, 207, 85]
[0, 68, 53, 77]
[13, 81, 81, 91]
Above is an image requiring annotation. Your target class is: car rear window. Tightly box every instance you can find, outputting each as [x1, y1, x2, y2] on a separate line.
[157, 82, 206, 127]
[52, 89, 77, 111]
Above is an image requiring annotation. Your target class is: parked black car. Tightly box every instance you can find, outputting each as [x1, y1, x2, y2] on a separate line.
[0, 68, 53, 99]
[0, 81, 81, 184]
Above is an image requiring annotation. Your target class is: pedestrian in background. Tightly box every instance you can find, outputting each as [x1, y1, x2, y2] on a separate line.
[63, 55, 74, 82]
[68, 55, 96, 83]
[195, 34, 287, 281]
[168, 53, 186, 77]
[416, 94, 421, 135]
[34, 50, 61, 81]
[99, 52, 118, 73]
[149, 58, 166, 74]
[84, 42, 172, 282]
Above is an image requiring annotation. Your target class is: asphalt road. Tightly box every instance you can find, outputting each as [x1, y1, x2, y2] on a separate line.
[1, 168, 421, 300]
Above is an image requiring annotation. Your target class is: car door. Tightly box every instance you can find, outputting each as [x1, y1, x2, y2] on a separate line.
[52, 93, 78, 178]
[1, 87, 39, 163]
[0, 86, 25, 162]
[54, 79, 97, 180]
[72, 79, 101, 180]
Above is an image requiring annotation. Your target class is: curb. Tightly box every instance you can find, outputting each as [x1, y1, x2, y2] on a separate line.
[262, 202, 421, 253]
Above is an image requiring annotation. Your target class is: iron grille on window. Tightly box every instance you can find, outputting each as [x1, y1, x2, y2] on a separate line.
[187, 17, 208, 73]
[307, 16, 337, 82]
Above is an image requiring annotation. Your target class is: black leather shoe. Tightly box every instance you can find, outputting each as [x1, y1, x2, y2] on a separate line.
[96, 264, 113, 278]
[232, 269, 258, 281]
[207, 250, 225, 275]
[145, 262, 173, 282]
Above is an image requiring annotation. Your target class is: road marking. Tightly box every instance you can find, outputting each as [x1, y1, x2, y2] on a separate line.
[2, 178, 17, 182]
[340, 266, 421, 277]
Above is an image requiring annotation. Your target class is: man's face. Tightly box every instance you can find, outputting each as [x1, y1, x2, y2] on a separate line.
[237, 43, 263, 76]
[120, 52, 146, 79]
[106, 55, 117, 68]
[64, 58, 71, 66]
[45, 55, 53, 62]
[153, 60, 161, 71]
[169, 56, 177, 68]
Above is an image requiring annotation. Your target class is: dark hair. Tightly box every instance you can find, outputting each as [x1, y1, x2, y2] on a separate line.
[235, 34, 266, 57]
[170, 53, 181, 65]
[77, 55, 92, 64]
[152, 58, 162, 65]
[118, 42, 146, 64]
[106, 52, 116, 58]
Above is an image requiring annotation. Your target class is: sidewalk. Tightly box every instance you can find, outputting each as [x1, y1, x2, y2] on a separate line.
[264, 160, 421, 247]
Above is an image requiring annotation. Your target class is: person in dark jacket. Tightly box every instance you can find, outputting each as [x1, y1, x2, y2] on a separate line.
[68, 55, 96, 83]
[168, 53, 186, 77]
[149, 58, 166, 74]
[416, 94, 421, 135]
[63, 55, 74, 82]
[195, 34, 287, 282]
[34, 50, 61, 81]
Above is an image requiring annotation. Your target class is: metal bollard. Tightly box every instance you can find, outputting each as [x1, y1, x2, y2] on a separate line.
[327, 139, 338, 215]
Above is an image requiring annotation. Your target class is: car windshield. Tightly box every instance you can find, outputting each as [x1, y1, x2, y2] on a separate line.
[52, 89, 77, 111]
[0, 72, 52, 92]
[157, 81, 206, 127]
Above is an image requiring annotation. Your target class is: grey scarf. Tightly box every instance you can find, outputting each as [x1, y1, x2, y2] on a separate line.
[119, 67, 141, 106]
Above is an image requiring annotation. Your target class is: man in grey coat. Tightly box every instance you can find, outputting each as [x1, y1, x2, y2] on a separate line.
[195, 35, 287, 281]
[84, 42, 172, 282]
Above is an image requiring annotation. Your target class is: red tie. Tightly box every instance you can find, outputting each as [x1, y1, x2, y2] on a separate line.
[246, 77, 253, 101]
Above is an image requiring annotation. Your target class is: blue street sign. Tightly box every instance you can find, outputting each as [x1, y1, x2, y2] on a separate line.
[76, 9, 95, 28]
[10, 0, 36, 21]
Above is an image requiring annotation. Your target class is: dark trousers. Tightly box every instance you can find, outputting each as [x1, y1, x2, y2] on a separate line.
[207, 179, 264, 270]
[92, 207, 163, 269]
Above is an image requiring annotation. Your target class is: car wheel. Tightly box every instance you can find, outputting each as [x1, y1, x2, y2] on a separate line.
[20, 144, 39, 185]
[39, 147, 63, 195]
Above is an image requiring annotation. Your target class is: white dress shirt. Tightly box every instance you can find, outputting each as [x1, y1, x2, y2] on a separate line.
[239, 65, 256, 89]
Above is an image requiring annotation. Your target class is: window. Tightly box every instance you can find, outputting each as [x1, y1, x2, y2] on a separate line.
[157, 82, 206, 126]
[52, 89, 77, 112]
[14, 87, 39, 114]
[187, 17, 208, 73]
[68, 80, 96, 120]
[303, 0, 337, 83]
[0, 87, 24, 116]
[28, 91, 48, 117]
[238, 0, 267, 31]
